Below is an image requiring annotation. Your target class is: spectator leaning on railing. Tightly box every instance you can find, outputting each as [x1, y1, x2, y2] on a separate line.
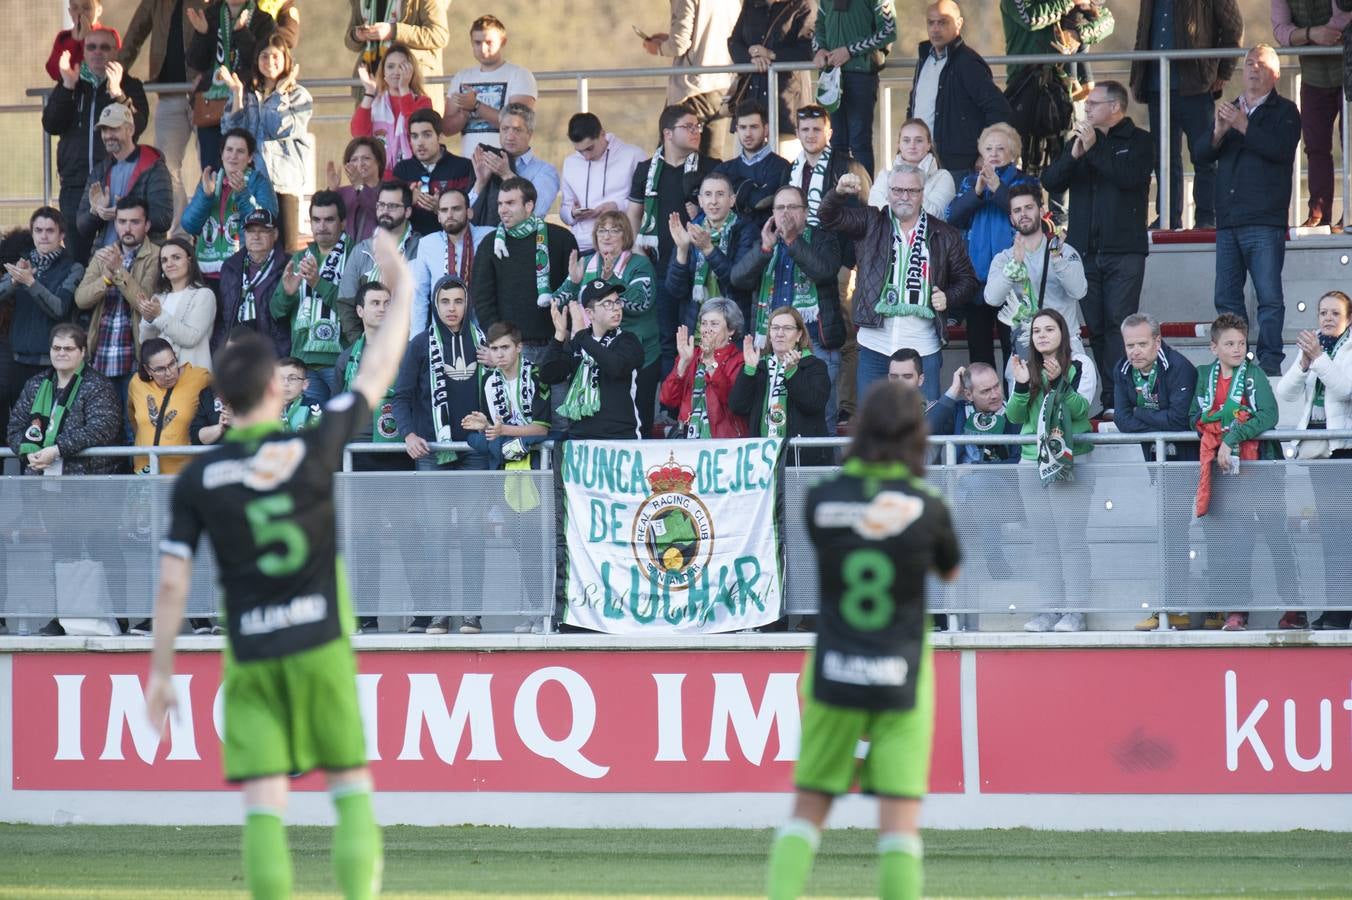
[1190, 313, 1299, 632]
[1276, 291, 1352, 630]
[1007, 308, 1093, 633]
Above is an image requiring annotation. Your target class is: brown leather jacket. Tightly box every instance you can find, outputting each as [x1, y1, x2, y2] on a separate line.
[1130, 0, 1245, 100]
[818, 189, 978, 333]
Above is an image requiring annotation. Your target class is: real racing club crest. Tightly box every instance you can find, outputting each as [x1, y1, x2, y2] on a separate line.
[631, 453, 714, 590]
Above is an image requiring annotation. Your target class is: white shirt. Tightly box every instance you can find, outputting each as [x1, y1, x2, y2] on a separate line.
[856, 224, 941, 358]
[449, 61, 539, 155]
[411, 225, 493, 335]
[559, 133, 646, 252]
[912, 49, 948, 132]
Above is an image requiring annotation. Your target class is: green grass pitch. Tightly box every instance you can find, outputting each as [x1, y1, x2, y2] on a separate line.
[1, 825, 1350, 898]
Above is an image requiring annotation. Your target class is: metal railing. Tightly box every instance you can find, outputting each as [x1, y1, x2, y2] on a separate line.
[18, 45, 1348, 230]
[1, 429, 1348, 625]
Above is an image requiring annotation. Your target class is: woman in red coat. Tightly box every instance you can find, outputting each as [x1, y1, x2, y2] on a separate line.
[660, 297, 748, 438]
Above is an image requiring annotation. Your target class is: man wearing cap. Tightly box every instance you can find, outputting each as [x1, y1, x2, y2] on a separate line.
[75, 102, 172, 260]
[540, 279, 645, 440]
[42, 25, 149, 260]
[215, 208, 291, 356]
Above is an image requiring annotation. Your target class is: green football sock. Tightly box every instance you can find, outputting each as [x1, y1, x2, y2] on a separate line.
[243, 807, 292, 900]
[766, 818, 820, 900]
[878, 832, 923, 900]
[332, 781, 383, 900]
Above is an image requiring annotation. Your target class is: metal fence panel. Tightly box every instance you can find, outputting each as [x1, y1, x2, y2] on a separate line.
[0, 458, 1343, 622]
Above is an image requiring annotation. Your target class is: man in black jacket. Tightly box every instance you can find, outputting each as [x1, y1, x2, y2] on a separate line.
[906, 2, 1012, 177]
[42, 29, 149, 251]
[1195, 45, 1302, 377]
[1041, 80, 1153, 412]
[470, 176, 578, 365]
[540, 279, 644, 440]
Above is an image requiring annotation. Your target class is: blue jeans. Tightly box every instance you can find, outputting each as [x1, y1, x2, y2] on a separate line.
[829, 70, 879, 175]
[809, 330, 842, 427]
[655, 273, 681, 379]
[856, 345, 940, 404]
[1213, 225, 1286, 374]
[302, 366, 334, 407]
[1146, 91, 1217, 227]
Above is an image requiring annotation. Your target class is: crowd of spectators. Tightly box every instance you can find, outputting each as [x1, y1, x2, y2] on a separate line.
[2, 0, 1350, 637]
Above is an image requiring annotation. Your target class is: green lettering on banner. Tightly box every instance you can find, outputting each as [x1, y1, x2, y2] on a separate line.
[714, 448, 731, 493]
[760, 439, 779, 485]
[685, 567, 710, 624]
[588, 499, 609, 543]
[631, 569, 660, 624]
[561, 442, 581, 484]
[600, 561, 626, 619]
[734, 556, 765, 614]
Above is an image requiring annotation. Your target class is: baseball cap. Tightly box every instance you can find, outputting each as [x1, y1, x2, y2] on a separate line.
[96, 103, 134, 130]
[578, 279, 622, 305]
[242, 208, 277, 229]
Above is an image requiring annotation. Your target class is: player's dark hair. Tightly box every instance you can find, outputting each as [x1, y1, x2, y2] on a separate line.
[408, 107, 444, 136]
[213, 331, 279, 415]
[847, 381, 928, 476]
[222, 127, 257, 157]
[485, 321, 521, 345]
[355, 280, 388, 310]
[309, 189, 347, 221]
[567, 112, 604, 143]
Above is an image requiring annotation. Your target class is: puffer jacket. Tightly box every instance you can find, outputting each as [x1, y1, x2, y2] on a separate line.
[7, 366, 123, 474]
[817, 189, 978, 332]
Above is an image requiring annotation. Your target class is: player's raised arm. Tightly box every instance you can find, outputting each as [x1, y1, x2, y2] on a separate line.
[350, 229, 413, 410]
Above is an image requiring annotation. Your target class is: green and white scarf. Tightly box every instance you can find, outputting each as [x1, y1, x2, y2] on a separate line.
[358, 0, 402, 68]
[964, 408, 1008, 435]
[1035, 363, 1077, 485]
[205, 1, 254, 101]
[21, 364, 84, 455]
[362, 224, 414, 283]
[293, 237, 346, 357]
[875, 209, 932, 318]
[484, 358, 539, 428]
[78, 62, 106, 87]
[636, 150, 699, 251]
[686, 361, 713, 439]
[1313, 328, 1351, 411]
[343, 336, 400, 441]
[1131, 362, 1161, 411]
[282, 396, 320, 432]
[494, 215, 552, 308]
[762, 350, 807, 439]
[236, 252, 277, 323]
[999, 256, 1038, 329]
[427, 321, 471, 465]
[558, 330, 620, 421]
[753, 230, 819, 346]
[691, 212, 737, 305]
[1196, 358, 1255, 430]
[790, 147, 832, 225]
[196, 170, 246, 274]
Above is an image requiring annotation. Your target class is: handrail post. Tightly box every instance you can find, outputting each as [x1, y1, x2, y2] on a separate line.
[41, 108, 52, 207]
[767, 66, 780, 154]
[1343, 89, 1350, 225]
[879, 87, 893, 182]
[577, 75, 589, 113]
[1158, 55, 1172, 230]
[1291, 71, 1303, 229]
[944, 439, 957, 467]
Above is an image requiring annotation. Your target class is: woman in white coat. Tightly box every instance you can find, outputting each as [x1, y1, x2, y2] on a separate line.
[868, 118, 955, 219]
[136, 238, 217, 372]
[1276, 289, 1352, 629]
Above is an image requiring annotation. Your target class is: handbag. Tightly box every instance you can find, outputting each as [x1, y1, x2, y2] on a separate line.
[55, 558, 120, 637]
[192, 92, 226, 128]
[1004, 65, 1072, 144]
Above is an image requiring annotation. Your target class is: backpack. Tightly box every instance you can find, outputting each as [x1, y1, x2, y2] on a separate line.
[1004, 64, 1073, 174]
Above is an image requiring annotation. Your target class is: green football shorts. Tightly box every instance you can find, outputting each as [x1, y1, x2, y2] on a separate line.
[794, 641, 935, 799]
[222, 636, 368, 782]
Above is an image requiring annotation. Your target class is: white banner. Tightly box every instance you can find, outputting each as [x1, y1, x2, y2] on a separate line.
[558, 438, 785, 634]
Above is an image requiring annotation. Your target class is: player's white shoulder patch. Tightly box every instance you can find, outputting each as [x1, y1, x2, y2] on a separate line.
[326, 392, 356, 413]
[854, 491, 924, 540]
[202, 438, 308, 491]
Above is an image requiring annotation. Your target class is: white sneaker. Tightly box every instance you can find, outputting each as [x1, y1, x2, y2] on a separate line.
[458, 616, 482, 634]
[1053, 612, 1086, 632]
[1024, 612, 1058, 632]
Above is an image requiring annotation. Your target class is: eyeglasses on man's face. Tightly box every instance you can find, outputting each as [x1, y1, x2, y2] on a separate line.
[773, 203, 805, 212]
[889, 186, 923, 197]
[50, 344, 81, 354]
[375, 201, 406, 212]
[674, 121, 704, 133]
[592, 298, 624, 310]
[280, 374, 307, 384]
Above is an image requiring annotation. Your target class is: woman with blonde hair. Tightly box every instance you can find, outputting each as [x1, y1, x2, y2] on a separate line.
[947, 121, 1038, 372]
[868, 118, 955, 219]
[350, 42, 432, 176]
